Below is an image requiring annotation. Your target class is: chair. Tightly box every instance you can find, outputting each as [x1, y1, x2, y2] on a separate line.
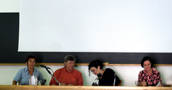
[117, 80, 122, 86]
[113, 74, 122, 86]
[113, 80, 122, 86]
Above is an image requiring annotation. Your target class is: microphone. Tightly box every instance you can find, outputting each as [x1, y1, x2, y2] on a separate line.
[40, 65, 50, 69]
[40, 65, 61, 85]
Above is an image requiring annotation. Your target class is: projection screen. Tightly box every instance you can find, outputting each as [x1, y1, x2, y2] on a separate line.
[19, 0, 172, 52]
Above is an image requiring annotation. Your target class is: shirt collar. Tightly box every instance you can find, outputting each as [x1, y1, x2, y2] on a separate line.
[143, 67, 158, 74]
[63, 67, 74, 73]
[25, 66, 36, 74]
[25, 66, 28, 71]
[152, 67, 159, 74]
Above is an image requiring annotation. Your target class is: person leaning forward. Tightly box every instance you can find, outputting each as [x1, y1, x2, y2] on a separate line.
[49, 55, 83, 86]
[88, 60, 121, 86]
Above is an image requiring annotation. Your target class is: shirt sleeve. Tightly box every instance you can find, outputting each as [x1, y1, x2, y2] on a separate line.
[49, 70, 60, 85]
[100, 69, 115, 86]
[77, 72, 83, 85]
[155, 72, 162, 85]
[13, 69, 22, 82]
[37, 71, 44, 83]
[115, 75, 120, 86]
[138, 71, 143, 82]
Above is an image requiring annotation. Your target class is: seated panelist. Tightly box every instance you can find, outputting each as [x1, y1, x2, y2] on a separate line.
[88, 60, 121, 86]
[49, 55, 83, 86]
[12, 55, 45, 85]
[138, 56, 162, 86]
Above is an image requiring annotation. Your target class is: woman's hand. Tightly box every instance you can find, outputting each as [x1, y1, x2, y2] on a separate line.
[139, 81, 147, 86]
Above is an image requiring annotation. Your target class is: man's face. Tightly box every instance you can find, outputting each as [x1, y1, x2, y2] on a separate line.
[64, 60, 75, 71]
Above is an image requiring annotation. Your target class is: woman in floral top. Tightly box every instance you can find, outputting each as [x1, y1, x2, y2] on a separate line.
[138, 56, 162, 86]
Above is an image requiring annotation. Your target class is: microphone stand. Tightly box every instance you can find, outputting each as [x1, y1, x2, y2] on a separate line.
[45, 68, 61, 85]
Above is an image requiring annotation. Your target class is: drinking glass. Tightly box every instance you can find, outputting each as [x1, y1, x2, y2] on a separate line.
[135, 80, 139, 86]
[38, 80, 42, 85]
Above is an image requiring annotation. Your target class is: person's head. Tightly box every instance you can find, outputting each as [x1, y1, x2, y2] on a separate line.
[88, 60, 104, 76]
[64, 55, 76, 71]
[25, 55, 37, 69]
[141, 56, 154, 71]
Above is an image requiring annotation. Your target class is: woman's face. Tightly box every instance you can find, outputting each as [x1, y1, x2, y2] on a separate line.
[90, 66, 100, 75]
[26, 58, 36, 69]
[143, 60, 151, 71]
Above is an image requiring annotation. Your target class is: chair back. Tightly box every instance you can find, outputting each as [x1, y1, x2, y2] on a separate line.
[117, 80, 122, 86]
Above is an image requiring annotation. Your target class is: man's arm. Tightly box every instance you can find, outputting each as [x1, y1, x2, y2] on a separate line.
[49, 70, 60, 85]
[77, 72, 83, 85]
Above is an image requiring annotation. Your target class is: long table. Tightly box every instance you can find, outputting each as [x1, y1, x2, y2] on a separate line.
[0, 85, 172, 90]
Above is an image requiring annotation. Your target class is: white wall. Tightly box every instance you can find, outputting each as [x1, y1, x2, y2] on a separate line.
[0, 0, 172, 86]
[0, 0, 19, 12]
[0, 65, 172, 86]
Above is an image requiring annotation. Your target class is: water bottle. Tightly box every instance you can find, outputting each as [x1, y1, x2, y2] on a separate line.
[29, 75, 37, 85]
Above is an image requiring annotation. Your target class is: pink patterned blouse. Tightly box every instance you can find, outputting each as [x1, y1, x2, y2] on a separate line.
[138, 67, 162, 86]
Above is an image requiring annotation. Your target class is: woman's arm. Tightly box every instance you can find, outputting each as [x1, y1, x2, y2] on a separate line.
[156, 72, 162, 87]
[100, 69, 115, 86]
[12, 80, 17, 85]
[138, 71, 147, 86]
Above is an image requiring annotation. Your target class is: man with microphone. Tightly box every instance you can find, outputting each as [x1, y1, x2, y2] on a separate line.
[49, 55, 83, 86]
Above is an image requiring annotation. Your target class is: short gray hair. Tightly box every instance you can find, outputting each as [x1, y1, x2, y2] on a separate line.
[64, 55, 76, 62]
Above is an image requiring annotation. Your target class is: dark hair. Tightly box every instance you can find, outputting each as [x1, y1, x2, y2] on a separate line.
[25, 55, 37, 63]
[141, 56, 154, 68]
[88, 60, 104, 76]
[64, 55, 76, 62]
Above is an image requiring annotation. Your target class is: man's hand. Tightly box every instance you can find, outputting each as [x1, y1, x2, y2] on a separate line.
[68, 84, 74, 86]
[60, 83, 66, 86]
